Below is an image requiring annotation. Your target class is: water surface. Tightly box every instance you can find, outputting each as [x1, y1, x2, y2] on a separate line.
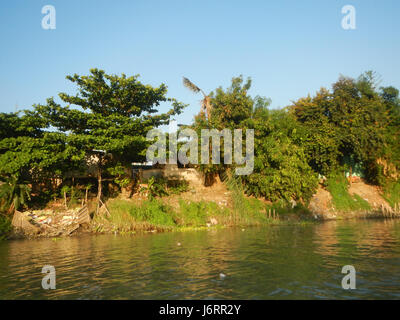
[1, 219, 400, 299]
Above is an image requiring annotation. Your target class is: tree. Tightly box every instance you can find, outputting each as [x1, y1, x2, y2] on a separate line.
[289, 72, 392, 184]
[35, 69, 186, 208]
[189, 76, 265, 183]
[243, 108, 318, 202]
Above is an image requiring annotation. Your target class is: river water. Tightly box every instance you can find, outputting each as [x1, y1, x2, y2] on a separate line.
[1, 219, 400, 299]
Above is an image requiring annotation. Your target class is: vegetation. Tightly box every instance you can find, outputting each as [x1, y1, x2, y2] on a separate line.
[0, 215, 12, 240]
[0, 176, 31, 213]
[0, 69, 185, 214]
[140, 177, 189, 200]
[93, 196, 283, 234]
[325, 174, 371, 212]
[0, 69, 399, 236]
[290, 71, 400, 185]
[190, 71, 399, 207]
[383, 181, 400, 208]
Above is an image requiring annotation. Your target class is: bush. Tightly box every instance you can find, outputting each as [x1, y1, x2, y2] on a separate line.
[140, 177, 169, 200]
[242, 110, 319, 203]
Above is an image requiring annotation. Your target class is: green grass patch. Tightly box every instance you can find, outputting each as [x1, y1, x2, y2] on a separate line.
[176, 200, 231, 227]
[101, 199, 177, 232]
[326, 174, 371, 212]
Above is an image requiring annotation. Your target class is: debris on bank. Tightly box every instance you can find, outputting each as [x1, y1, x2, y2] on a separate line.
[11, 205, 91, 238]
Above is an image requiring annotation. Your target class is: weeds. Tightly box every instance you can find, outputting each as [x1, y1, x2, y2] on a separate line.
[383, 180, 400, 208]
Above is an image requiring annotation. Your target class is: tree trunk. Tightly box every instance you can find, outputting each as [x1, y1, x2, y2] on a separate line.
[64, 191, 67, 209]
[96, 167, 102, 214]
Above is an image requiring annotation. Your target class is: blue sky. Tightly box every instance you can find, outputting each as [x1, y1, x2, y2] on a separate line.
[0, 0, 399, 125]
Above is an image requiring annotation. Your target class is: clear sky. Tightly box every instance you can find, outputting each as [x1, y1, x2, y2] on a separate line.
[0, 0, 399, 125]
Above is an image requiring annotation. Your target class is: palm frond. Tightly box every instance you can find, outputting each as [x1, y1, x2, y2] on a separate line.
[183, 77, 201, 94]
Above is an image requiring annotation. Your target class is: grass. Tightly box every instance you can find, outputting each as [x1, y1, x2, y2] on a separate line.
[92, 194, 288, 234]
[326, 174, 371, 212]
[176, 200, 231, 227]
[92, 199, 177, 233]
[383, 181, 400, 208]
[90, 175, 318, 235]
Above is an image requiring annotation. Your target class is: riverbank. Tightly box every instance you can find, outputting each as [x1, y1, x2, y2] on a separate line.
[2, 178, 399, 240]
[4, 181, 314, 239]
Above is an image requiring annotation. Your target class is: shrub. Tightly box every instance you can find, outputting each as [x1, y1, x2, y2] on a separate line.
[140, 177, 169, 200]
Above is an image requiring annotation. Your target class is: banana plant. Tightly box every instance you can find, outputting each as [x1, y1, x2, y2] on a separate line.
[0, 176, 31, 213]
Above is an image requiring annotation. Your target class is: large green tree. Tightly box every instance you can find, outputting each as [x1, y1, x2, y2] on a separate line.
[35, 69, 186, 203]
[289, 71, 393, 184]
[190, 75, 318, 202]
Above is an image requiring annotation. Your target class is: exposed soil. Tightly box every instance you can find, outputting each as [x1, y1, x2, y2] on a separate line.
[128, 178, 232, 211]
[309, 186, 336, 219]
[309, 180, 396, 220]
[348, 181, 390, 211]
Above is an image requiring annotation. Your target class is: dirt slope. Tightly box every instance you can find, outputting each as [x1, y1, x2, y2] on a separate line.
[309, 180, 393, 219]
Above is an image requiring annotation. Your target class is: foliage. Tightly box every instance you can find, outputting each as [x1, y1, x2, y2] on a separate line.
[1, 69, 399, 217]
[139, 177, 189, 199]
[243, 109, 318, 203]
[167, 179, 189, 195]
[209, 75, 255, 129]
[226, 175, 270, 225]
[383, 180, 400, 208]
[0, 215, 12, 240]
[190, 76, 318, 203]
[0, 176, 31, 213]
[107, 164, 131, 188]
[289, 71, 398, 185]
[96, 199, 176, 232]
[140, 177, 169, 200]
[33, 68, 186, 198]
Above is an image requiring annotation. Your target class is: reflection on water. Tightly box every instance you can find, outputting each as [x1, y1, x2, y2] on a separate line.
[1, 219, 400, 299]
